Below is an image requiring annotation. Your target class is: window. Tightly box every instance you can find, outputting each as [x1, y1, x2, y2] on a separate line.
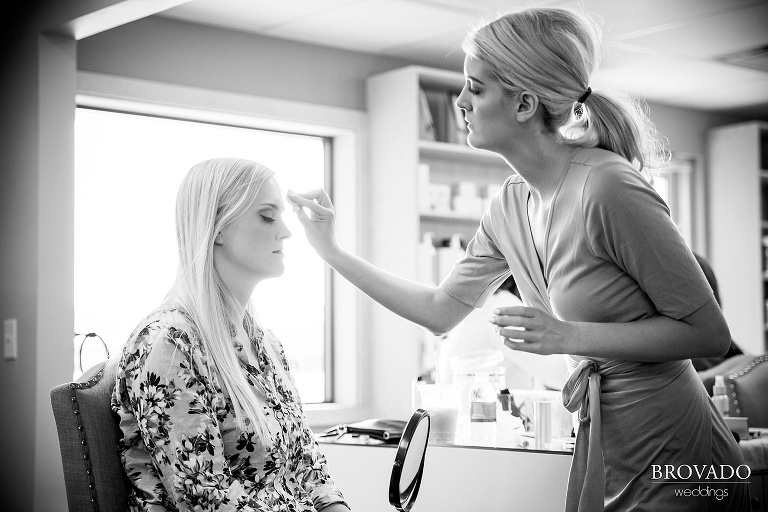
[74, 108, 330, 403]
[653, 155, 695, 247]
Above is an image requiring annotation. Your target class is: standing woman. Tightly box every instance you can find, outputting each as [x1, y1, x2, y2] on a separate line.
[112, 158, 349, 511]
[289, 8, 748, 512]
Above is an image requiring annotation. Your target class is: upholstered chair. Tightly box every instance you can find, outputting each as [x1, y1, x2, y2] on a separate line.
[700, 353, 768, 428]
[51, 357, 129, 512]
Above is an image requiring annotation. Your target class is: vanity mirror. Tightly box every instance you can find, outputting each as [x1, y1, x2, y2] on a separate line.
[389, 409, 430, 511]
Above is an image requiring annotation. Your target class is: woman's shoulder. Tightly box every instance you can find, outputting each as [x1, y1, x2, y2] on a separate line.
[260, 327, 285, 356]
[503, 172, 526, 189]
[573, 147, 636, 174]
[574, 147, 652, 197]
[133, 304, 197, 336]
[121, 304, 201, 360]
[492, 173, 527, 208]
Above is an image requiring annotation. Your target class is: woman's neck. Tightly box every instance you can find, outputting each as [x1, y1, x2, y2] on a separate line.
[213, 255, 259, 316]
[499, 132, 579, 201]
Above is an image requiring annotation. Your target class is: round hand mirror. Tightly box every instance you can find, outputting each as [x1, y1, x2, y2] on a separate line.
[389, 408, 430, 511]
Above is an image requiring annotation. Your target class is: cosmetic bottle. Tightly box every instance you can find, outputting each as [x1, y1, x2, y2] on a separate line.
[436, 234, 463, 281]
[418, 163, 431, 212]
[417, 232, 437, 286]
[713, 375, 730, 417]
[451, 181, 483, 217]
[469, 372, 497, 447]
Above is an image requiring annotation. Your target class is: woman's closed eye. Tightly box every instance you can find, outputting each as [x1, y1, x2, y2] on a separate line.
[260, 215, 276, 223]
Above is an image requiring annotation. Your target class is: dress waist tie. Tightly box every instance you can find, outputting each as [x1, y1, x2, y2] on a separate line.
[561, 359, 645, 512]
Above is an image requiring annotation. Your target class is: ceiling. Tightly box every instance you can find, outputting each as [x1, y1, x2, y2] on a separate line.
[159, 0, 768, 116]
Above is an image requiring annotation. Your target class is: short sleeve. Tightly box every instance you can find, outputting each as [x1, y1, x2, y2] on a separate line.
[439, 203, 511, 308]
[583, 164, 713, 319]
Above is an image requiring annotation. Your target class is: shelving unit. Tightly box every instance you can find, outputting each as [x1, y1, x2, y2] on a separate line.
[365, 66, 513, 418]
[709, 121, 768, 355]
[418, 139, 504, 165]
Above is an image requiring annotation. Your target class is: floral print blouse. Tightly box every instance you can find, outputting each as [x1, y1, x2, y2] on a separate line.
[111, 306, 348, 511]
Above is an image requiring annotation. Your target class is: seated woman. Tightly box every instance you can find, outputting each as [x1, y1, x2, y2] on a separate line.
[111, 158, 349, 511]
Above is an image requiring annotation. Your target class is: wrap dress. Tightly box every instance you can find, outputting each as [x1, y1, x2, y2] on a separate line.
[440, 147, 749, 511]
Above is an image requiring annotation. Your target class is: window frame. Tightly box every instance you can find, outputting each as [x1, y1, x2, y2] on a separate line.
[76, 71, 371, 427]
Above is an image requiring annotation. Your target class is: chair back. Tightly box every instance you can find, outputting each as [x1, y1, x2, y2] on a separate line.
[51, 357, 129, 512]
[700, 354, 768, 428]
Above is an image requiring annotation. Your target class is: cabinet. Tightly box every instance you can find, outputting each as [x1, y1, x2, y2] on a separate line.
[365, 66, 512, 418]
[709, 122, 768, 355]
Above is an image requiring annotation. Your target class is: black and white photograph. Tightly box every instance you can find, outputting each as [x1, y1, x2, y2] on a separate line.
[1, 1, 768, 511]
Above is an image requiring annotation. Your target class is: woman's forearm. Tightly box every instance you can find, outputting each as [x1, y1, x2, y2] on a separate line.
[498, 298, 731, 362]
[325, 246, 472, 335]
[287, 188, 472, 334]
[569, 299, 731, 361]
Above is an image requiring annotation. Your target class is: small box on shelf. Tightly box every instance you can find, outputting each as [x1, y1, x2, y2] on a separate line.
[451, 181, 484, 218]
[427, 183, 452, 214]
[419, 180, 505, 222]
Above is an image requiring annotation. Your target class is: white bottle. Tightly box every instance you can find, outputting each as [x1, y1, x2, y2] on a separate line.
[417, 232, 437, 286]
[469, 372, 497, 447]
[436, 234, 464, 281]
[713, 375, 730, 417]
[418, 163, 431, 212]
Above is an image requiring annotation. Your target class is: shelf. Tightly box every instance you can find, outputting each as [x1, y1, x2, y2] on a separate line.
[418, 140, 506, 166]
[760, 170, 768, 180]
[762, 221, 768, 230]
[420, 211, 480, 223]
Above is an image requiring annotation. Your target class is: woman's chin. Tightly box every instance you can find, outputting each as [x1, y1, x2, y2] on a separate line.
[466, 135, 484, 151]
[253, 267, 285, 284]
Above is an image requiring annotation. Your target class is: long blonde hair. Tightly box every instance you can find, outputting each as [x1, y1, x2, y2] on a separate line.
[463, 8, 667, 177]
[169, 157, 291, 443]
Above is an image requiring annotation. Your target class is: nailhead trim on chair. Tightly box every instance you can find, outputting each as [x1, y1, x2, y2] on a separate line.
[69, 365, 108, 512]
[726, 355, 768, 417]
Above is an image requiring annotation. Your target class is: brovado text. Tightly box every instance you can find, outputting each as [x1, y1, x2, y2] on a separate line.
[652, 464, 751, 481]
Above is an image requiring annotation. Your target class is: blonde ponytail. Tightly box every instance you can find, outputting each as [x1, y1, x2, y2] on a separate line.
[563, 89, 667, 178]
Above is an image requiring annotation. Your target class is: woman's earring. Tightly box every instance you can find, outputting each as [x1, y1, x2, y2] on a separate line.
[215, 232, 223, 245]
